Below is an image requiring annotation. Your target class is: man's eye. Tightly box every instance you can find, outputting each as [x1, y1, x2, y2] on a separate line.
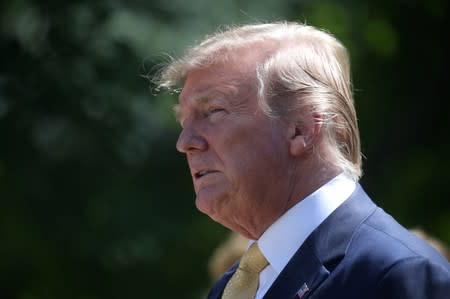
[204, 107, 226, 120]
[209, 108, 225, 114]
[204, 107, 226, 116]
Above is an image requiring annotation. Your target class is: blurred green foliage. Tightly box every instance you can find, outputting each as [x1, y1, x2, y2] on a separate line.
[0, 0, 449, 298]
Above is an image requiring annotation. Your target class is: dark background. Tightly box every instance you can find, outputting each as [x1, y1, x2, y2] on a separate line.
[1, 0, 449, 298]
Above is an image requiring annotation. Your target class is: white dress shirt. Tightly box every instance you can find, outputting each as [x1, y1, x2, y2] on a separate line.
[252, 173, 356, 299]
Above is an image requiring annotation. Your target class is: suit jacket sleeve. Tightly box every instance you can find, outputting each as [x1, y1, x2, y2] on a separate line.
[374, 256, 450, 299]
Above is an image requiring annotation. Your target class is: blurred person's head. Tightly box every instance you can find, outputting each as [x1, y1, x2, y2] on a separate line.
[158, 22, 361, 240]
[208, 232, 248, 281]
[410, 228, 450, 261]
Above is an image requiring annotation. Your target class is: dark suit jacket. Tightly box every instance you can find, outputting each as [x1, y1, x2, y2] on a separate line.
[207, 185, 450, 299]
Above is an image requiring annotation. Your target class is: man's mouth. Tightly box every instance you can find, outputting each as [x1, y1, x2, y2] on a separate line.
[195, 170, 217, 179]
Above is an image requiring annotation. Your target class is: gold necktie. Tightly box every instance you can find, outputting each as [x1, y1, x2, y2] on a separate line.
[222, 242, 269, 299]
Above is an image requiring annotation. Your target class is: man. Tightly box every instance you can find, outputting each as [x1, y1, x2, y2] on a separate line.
[157, 22, 450, 298]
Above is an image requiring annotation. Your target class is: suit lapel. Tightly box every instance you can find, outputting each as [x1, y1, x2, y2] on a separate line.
[263, 185, 377, 299]
[207, 262, 238, 299]
[263, 238, 329, 299]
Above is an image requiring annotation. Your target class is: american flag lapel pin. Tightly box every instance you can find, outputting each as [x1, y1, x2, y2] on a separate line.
[296, 282, 310, 298]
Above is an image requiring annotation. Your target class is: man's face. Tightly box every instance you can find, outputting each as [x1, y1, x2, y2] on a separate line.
[175, 60, 293, 238]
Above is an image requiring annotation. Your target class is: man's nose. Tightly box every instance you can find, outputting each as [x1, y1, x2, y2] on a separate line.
[176, 123, 208, 154]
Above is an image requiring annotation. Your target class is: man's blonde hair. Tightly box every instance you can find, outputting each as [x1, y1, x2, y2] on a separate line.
[157, 22, 362, 180]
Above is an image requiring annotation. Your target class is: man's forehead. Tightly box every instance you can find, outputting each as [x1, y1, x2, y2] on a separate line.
[179, 67, 246, 104]
[179, 44, 269, 95]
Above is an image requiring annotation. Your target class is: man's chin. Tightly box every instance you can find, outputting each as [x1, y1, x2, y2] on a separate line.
[195, 192, 226, 218]
[195, 195, 216, 216]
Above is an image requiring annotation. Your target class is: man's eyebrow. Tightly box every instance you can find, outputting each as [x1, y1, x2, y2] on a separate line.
[172, 96, 212, 123]
[173, 87, 237, 123]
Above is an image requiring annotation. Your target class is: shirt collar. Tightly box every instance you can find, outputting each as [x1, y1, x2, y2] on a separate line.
[254, 173, 356, 274]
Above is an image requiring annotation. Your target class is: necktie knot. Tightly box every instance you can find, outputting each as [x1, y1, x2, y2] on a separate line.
[239, 243, 268, 273]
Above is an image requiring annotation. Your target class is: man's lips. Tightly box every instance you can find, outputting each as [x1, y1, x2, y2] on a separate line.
[192, 169, 219, 179]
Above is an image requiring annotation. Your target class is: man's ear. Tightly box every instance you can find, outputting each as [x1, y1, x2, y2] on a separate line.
[288, 114, 323, 157]
[289, 126, 307, 156]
